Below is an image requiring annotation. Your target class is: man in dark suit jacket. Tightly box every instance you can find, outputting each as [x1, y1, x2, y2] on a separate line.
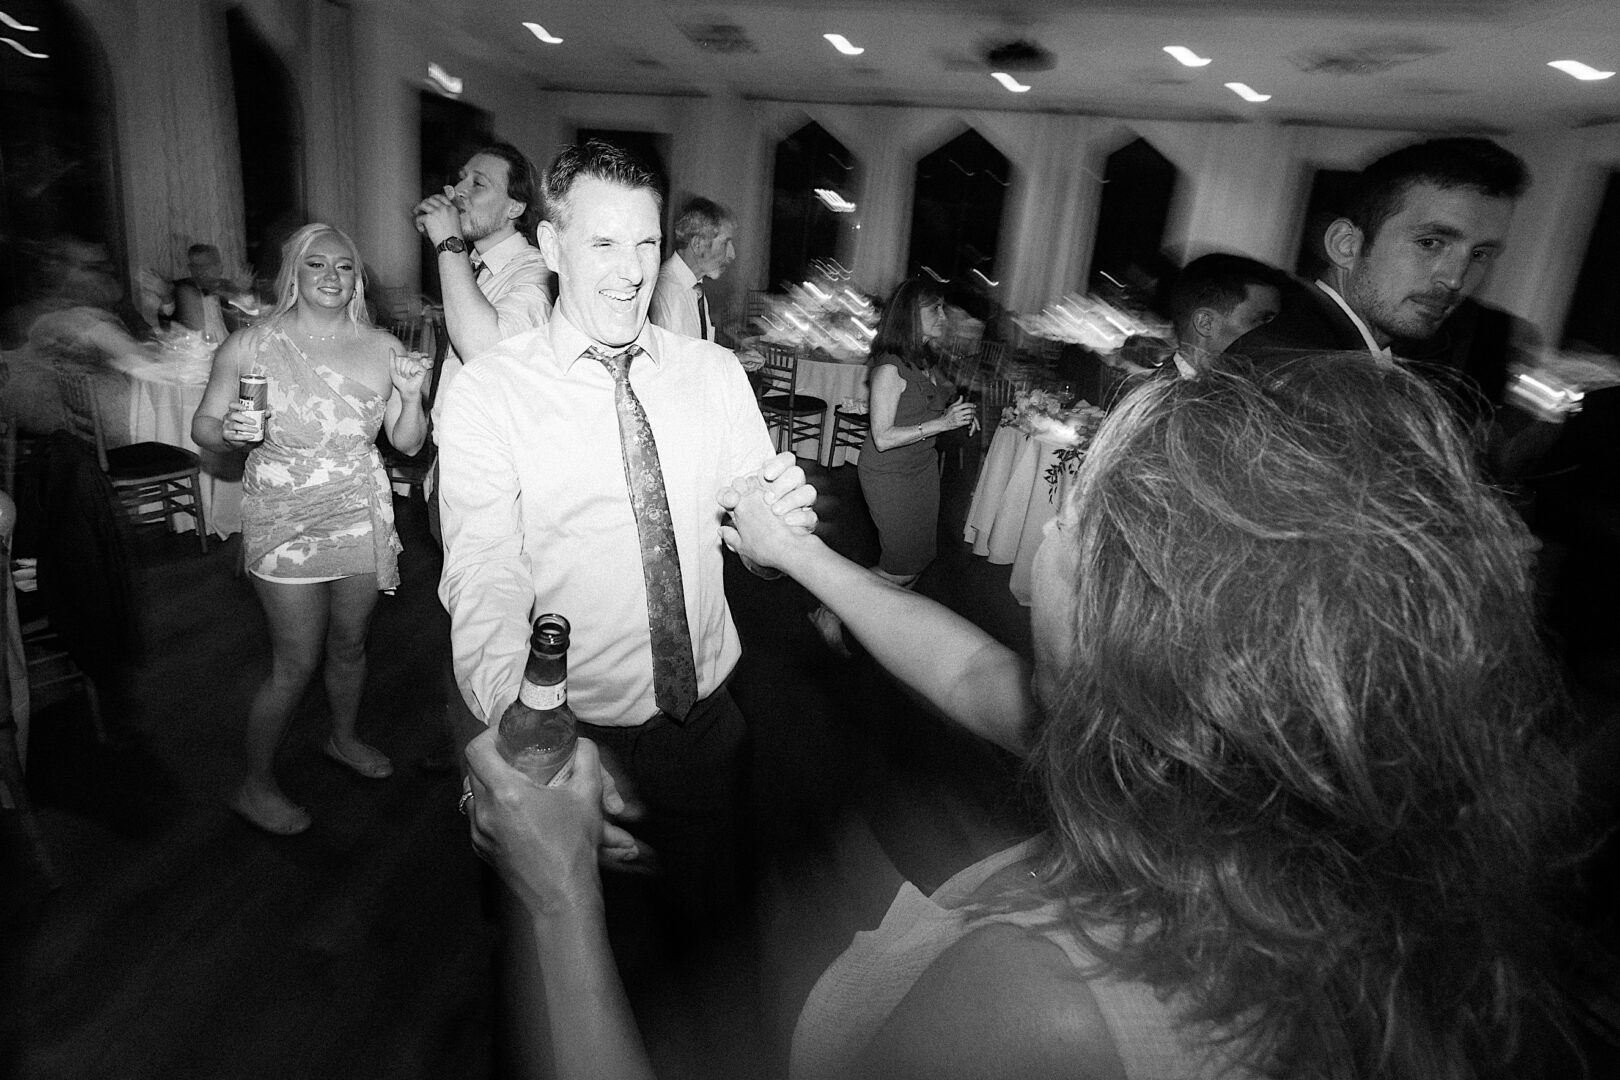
[1232, 137, 1530, 375]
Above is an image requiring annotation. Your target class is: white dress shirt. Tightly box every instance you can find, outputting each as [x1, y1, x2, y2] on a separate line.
[437, 314, 773, 726]
[1314, 280, 1394, 363]
[431, 231, 554, 430]
[648, 253, 711, 341]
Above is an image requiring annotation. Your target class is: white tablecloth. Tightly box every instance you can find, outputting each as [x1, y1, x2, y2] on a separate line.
[962, 425, 1080, 605]
[119, 359, 243, 537]
[788, 356, 869, 466]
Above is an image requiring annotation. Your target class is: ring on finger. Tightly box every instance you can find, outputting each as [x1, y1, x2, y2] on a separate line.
[457, 790, 474, 816]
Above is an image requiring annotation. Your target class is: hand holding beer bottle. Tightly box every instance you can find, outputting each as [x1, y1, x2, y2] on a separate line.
[498, 614, 580, 785]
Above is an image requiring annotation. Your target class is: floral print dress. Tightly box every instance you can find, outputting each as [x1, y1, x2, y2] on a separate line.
[239, 326, 401, 590]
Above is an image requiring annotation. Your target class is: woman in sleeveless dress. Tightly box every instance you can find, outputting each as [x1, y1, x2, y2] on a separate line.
[809, 277, 977, 655]
[193, 224, 429, 835]
[460, 355, 1584, 1079]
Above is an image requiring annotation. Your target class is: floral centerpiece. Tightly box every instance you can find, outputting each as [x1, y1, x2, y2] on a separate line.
[1000, 387, 1106, 499]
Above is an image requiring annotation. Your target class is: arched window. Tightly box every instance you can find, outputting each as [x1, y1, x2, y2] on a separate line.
[1563, 170, 1620, 354]
[1088, 137, 1179, 304]
[227, 6, 304, 293]
[0, 0, 121, 342]
[908, 128, 1009, 321]
[768, 120, 859, 289]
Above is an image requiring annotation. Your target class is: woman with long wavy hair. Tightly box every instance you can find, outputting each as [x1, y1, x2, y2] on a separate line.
[460, 353, 1583, 1079]
[194, 223, 429, 835]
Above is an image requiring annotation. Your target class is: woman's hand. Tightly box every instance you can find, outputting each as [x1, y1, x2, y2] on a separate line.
[944, 395, 979, 436]
[389, 348, 432, 399]
[719, 472, 823, 574]
[219, 398, 263, 448]
[465, 731, 616, 916]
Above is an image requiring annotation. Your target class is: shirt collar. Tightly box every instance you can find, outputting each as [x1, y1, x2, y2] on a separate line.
[473, 231, 532, 275]
[1314, 280, 1394, 363]
[548, 310, 663, 373]
[664, 253, 701, 290]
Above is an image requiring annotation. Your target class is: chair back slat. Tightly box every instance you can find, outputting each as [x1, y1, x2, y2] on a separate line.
[54, 369, 110, 472]
[757, 343, 800, 406]
[980, 377, 1021, 421]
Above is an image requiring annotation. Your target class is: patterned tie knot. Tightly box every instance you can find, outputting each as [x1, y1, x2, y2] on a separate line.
[588, 344, 643, 380]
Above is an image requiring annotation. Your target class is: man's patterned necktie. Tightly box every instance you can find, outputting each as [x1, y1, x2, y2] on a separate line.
[588, 345, 699, 721]
[694, 283, 709, 341]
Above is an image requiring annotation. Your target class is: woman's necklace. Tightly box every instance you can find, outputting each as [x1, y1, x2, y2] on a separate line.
[295, 323, 344, 343]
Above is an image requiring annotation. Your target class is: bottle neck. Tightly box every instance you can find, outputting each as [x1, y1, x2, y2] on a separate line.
[518, 651, 567, 710]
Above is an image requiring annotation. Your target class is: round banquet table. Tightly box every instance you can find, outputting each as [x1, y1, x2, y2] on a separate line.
[962, 424, 1081, 606]
[115, 357, 243, 537]
[786, 354, 869, 467]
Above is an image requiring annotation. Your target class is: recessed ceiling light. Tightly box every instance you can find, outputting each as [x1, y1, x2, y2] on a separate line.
[824, 33, 864, 56]
[523, 22, 563, 45]
[814, 188, 857, 212]
[991, 71, 1031, 93]
[1548, 59, 1614, 81]
[427, 62, 463, 97]
[1225, 82, 1271, 102]
[1163, 46, 1211, 68]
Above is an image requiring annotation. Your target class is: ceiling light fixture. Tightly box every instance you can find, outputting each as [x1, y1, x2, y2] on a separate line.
[991, 71, 1031, 93]
[0, 36, 46, 58]
[523, 22, 563, 44]
[823, 33, 863, 56]
[1548, 59, 1614, 81]
[814, 188, 856, 213]
[427, 62, 463, 97]
[1162, 45, 1211, 68]
[1225, 82, 1271, 102]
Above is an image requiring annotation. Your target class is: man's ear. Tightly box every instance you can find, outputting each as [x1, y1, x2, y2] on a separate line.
[506, 199, 526, 223]
[1191, 307, 1218, 342]
[538, 220, 559, 267]
[1323, 217, 1364, 271]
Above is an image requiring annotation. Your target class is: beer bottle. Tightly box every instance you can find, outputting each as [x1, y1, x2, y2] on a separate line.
[496, 614, 578, 785]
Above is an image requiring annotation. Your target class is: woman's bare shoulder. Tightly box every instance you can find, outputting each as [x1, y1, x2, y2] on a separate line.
[848, 920, 1127, 1080]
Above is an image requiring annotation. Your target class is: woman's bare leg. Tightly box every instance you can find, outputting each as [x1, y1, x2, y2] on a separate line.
[323, 574, 388, 771]
[234, 577, 329, 831]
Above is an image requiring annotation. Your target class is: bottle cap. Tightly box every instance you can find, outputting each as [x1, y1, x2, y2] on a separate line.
[531, 613, 570, 654]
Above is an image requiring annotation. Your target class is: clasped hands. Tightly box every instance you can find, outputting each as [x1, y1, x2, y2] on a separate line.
[464, 453, 818, 899]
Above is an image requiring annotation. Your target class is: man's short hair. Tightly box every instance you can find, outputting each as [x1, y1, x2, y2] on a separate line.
[540, 140, 665, 230]
[475, 141, 542, 236]
[1346, 137, 1530, 246]
[1167, 253, 1283, 331]
[672, 197, 733, 252]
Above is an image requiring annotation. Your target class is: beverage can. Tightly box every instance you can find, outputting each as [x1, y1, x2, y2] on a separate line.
[237, 372, 268, 442]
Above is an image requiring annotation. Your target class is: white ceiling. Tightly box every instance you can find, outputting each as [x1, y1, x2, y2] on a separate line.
[404, 0, 1620, 131]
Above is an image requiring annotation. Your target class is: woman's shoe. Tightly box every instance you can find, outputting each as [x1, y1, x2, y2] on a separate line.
[808, 605, 852, 659]
[323, 736, 394, 779]
[229, 786, 312, 836]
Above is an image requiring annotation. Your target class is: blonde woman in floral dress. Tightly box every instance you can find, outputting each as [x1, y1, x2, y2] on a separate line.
[193, 224, 429, 834]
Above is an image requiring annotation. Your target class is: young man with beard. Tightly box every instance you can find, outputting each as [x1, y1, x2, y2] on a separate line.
[414, 141, 554, 447]
[1232, 137, 1528, 372]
